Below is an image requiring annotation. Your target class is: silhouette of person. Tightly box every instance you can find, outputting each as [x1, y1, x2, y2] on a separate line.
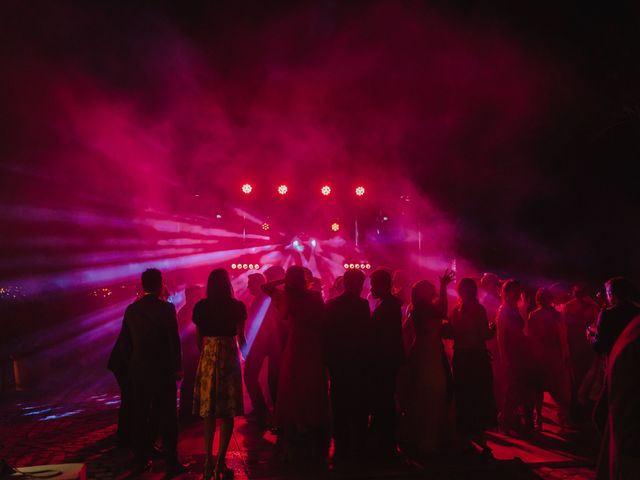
[369, 268, 404, 459]
[563, 283, 599, 422]
[324, 269, 371, 464]
[444, 277, 496, 453]
[527, 288, 570, 431]
[118, 268, 185, 476]
[597, 314, 640, 480]
[177, 285, 204, 422]
[263, 265, 328, 465]
[404, 270, 455, 456]
[496, 279, 534, 434]
[479, 273, 504, 411]
[192, 268, 246, 479]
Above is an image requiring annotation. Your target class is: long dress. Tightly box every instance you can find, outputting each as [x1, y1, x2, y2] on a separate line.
[447, 301, 497, 435]
[275, 288, 328, 433]
[404, 305, 453, 455]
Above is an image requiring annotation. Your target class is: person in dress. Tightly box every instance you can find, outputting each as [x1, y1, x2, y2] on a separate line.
[262, 265, 328, 466]
[192, 268, 247, 479]
[444, 278, 496, 453]
[496, 280, 535, 434]
[404, 269, 455, 457]
[527, 288, 571, 431]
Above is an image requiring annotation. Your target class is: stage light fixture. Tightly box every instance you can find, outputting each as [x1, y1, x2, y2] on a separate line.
[321, 185, 331, 196]
[231, 263, 237, 269]
[349, 263, 355, 269]
[343, 263, 349, 269]
[331, 222, 340, 232]
[355, 186, 365, 196]
[366, 263, 371, 269]
[277, 184, 288, 195]
[311, 239, 317, 248]
[243, 264, 248, 269]
[261, 222, 270, 231]
[241, 183, 253, 194]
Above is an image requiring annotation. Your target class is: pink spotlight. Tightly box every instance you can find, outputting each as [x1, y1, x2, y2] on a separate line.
[277, 184, 288, 195]
[241, 183, 253, 194]
[321, 185, 331, 196]
[355, 186, 365, 196]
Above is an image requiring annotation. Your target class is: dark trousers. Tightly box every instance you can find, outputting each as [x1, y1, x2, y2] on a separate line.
[114, 371, 134, 447]
[244, 346, 279, 416]
[369, 367, 399, 456]
[131, 373, 178, 462]
[330, 369, 369, 461]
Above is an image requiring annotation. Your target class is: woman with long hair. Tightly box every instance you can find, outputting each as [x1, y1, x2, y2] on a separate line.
[193, 268, 247, 479]
[404, 269, 455, 457]
[444, 278, 496, 453]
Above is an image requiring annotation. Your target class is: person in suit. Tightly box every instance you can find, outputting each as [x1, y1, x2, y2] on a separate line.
[324, 269, 371, 464]
[119, 268, 185, 477]
[369, 268, 404, 460]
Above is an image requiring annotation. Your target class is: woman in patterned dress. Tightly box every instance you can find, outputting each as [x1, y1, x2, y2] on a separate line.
[193, 268, 247, 479]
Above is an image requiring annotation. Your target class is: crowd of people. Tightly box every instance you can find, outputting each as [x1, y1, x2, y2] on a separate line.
[108, 265, 640, 480]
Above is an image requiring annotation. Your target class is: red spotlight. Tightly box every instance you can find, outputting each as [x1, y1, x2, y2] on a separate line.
[355, 186, 365, 196]
[241, 183, 253, 194]
[261, 222, 270, 231]
[277, 184, 288, 195]
[331, 222, 340, 232]
[321, 185, 331, 196]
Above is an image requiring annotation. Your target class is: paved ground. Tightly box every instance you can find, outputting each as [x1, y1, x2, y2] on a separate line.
[0, 383, 597, 480]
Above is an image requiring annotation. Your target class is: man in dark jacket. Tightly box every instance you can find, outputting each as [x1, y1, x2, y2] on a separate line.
[118, 268, 185, 476]
[369, 268, 404, 459]
[324, 269, 371, 464]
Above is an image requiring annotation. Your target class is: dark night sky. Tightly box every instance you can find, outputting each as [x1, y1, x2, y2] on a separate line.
[1, 0, 639, 284]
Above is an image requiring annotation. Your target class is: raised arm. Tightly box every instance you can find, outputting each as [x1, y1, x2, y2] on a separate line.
[237, 301, 248, 355]
[437, 268, 455, 317]
[261, 278, 286, 297]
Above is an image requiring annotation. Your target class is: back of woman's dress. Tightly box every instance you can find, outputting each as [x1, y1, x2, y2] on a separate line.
[275, 289, 328, 431]
[405, 305, 452, 454]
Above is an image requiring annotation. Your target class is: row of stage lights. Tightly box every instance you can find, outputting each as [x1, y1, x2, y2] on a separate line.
[344, 263, 372, 270]
[241, 183, 366, 197]
[231, 263, 261, 270]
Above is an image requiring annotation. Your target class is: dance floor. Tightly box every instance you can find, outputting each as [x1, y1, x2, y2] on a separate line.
[0, 384, 596, 480]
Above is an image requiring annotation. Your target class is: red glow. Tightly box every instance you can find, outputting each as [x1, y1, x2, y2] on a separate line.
[241, 183, 253, 194]
[277, 184, 288, 195]
[321, 185, 331, 196]
[355, 186, 365, 196]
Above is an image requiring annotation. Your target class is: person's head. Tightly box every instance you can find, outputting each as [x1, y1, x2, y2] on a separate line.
[572, 282, 589, 299]
[370, 268, 392, 299]
[206, 268, 233, 302]
[535, 288, 553, 308]
[141, 268, 163, 295]
[303, 268, 314, 287]
[501, 279, 521, 306]
[605, 277, 638, 306]
[285, 265, 307, 292]
[411, 280, 437, 308]
[549, 282, 570, 306]
[457, 278, 478, 303]
[343, 269, 365, 296]
[264, 265, 285, 283]
[331, 276, 345, 297]
[184, 285, 203, 305]
[247, 273, 266, 296]
[480, 273, 500, 295]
